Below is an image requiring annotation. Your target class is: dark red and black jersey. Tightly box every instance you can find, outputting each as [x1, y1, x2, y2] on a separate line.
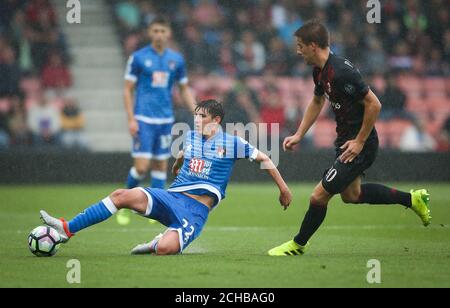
[313, 52, 377, 146]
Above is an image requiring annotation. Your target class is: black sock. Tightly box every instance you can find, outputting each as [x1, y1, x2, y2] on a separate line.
[358, 184, 412, 208]
[294, 203, 328, 246]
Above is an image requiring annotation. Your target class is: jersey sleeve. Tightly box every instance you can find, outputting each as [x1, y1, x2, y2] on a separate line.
[124, 54, 140, 83]
[340, 66, 370, 102]
[175, 57, 188, 85]
[313, 67, 325, 97]
[234, 137, 259, 162]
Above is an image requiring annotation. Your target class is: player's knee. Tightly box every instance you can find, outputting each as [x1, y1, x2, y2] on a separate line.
[134, 159, 151, 175]
[151, 160, 167, 172]
[135, 165, 149, 175]
[310, 191, 329, 206]
[340, 193, 360, 204]
[109, 189, 130, 209]
[156, 241, 180, 255]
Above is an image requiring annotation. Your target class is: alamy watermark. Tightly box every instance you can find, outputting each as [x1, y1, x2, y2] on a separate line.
[171, 122, 280, 169]
[366, 259, 381, 284]
[66, 259, 81, 284]
[66, 0, 81, 24]
[367, 0, 381, 24]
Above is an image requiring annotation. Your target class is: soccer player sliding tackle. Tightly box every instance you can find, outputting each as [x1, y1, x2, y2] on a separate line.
[268, 20, 431, 257]
[40, 100, 292, 255]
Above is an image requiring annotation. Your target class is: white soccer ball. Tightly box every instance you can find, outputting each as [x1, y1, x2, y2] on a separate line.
[28, 226, 61, 257]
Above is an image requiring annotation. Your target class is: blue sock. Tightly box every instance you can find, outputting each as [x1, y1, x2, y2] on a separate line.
[151, 171, 167, 189]
[127, 167, 145, 189]
[68, 198, 118, 234]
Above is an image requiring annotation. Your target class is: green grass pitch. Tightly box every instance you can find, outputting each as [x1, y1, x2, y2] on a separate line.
[0, 183, 449, 288]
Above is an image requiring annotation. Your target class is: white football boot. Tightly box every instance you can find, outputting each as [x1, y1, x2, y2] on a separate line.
[131, 233, 163, 255]
[40, 210, 73, 243]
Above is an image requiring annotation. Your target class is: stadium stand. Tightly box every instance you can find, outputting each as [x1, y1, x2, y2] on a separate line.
[1, 0, 448, 152]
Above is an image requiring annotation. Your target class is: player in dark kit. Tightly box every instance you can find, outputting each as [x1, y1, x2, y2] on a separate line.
[268, 20, 432, 256]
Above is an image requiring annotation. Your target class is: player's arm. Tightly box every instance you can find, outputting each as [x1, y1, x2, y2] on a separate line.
[179, 83, 197, 113]
[124, 80, 138, 137]
[340, 90, 381, 163]
[254, 151, 292, 210]
[283, 95, 326, 151]
[172, 150, 184, 176]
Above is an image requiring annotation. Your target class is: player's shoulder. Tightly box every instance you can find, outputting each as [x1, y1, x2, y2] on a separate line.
[166, 48, 186, 62]
[229, 134, 251, 146]
[131, 46, 152, 59]
[331, 54, 360, 75]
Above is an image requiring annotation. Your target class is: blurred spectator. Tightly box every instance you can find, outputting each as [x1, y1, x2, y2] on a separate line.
[0, 0, 25, 31]
[399, 119, 436, 152]
[402, 0, 428, 33]
[383, 19, 404, 54]
[139, 1, 157, 27]
[192, 0, 223, 28]
[389, 41, 413, 72]
[0, 98, 12, 149]
[234, 30, 266, 76]
[425, 48, 447, 76]
[60, 97, 88, 150]
[115, 0, 141, 34]
[0, 45, 21, 97]
[8, 96, 30, 146]
[27, 97, 61, 146]
[379, 74, 415, 121]
[41, 50, 72, 90]
[25, 0, 57, 27]
[436, 116, 450, 152]
[364, 38, 387, 75]
[278, 12, 303, 47]
[260, 85, 285, 136]
[266, 37, 293, 76]
[444, 29, 450, 65]
[182, 25, 215, 74]
[224, 78, 261, 127]
[217, 30, 237, 76]
[10, 10, 33, 72]
[26, 0, 65, 71]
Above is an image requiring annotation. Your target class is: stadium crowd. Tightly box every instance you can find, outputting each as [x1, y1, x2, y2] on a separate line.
[0, 0, 87, 150]
[110, 0, 449, 152]
[0, 0, 448, 151]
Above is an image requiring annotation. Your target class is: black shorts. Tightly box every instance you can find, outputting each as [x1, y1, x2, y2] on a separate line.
[321, 137, 379, 195]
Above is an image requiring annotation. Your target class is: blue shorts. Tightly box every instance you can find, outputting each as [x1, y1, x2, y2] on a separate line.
[138, 188, 210, 252]
[132, 122, 172, 160]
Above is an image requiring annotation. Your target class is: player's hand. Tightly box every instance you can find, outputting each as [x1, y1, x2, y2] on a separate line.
[283, 134, 301, 152]
[128, 120, 139, 137]
[279, 188, 292, 210]
[339, 139, 364, 164]
[172, 163, 180, 177]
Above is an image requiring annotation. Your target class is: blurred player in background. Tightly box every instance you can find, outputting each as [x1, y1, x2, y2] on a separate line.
[40, 100, 292, 255]
[120, 17, 197, 225]
[269, 20, 432, 257]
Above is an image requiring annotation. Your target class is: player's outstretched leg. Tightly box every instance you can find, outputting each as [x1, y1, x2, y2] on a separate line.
[409, 189, 431, 226]
[120, 160, 149, 226]
[40, 188, 149, 243]
[341, 180, 432, 226]
[131, 233, 163, 255]
[131, 230, 180, 256]
[269, 183, 332, 256]
[39, 210, 73, 243]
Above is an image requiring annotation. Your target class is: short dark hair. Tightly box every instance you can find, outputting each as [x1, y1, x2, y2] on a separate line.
[148, 16, 171, 28]
[195, 99, 225, 124]
[294, 19, 329, 48]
